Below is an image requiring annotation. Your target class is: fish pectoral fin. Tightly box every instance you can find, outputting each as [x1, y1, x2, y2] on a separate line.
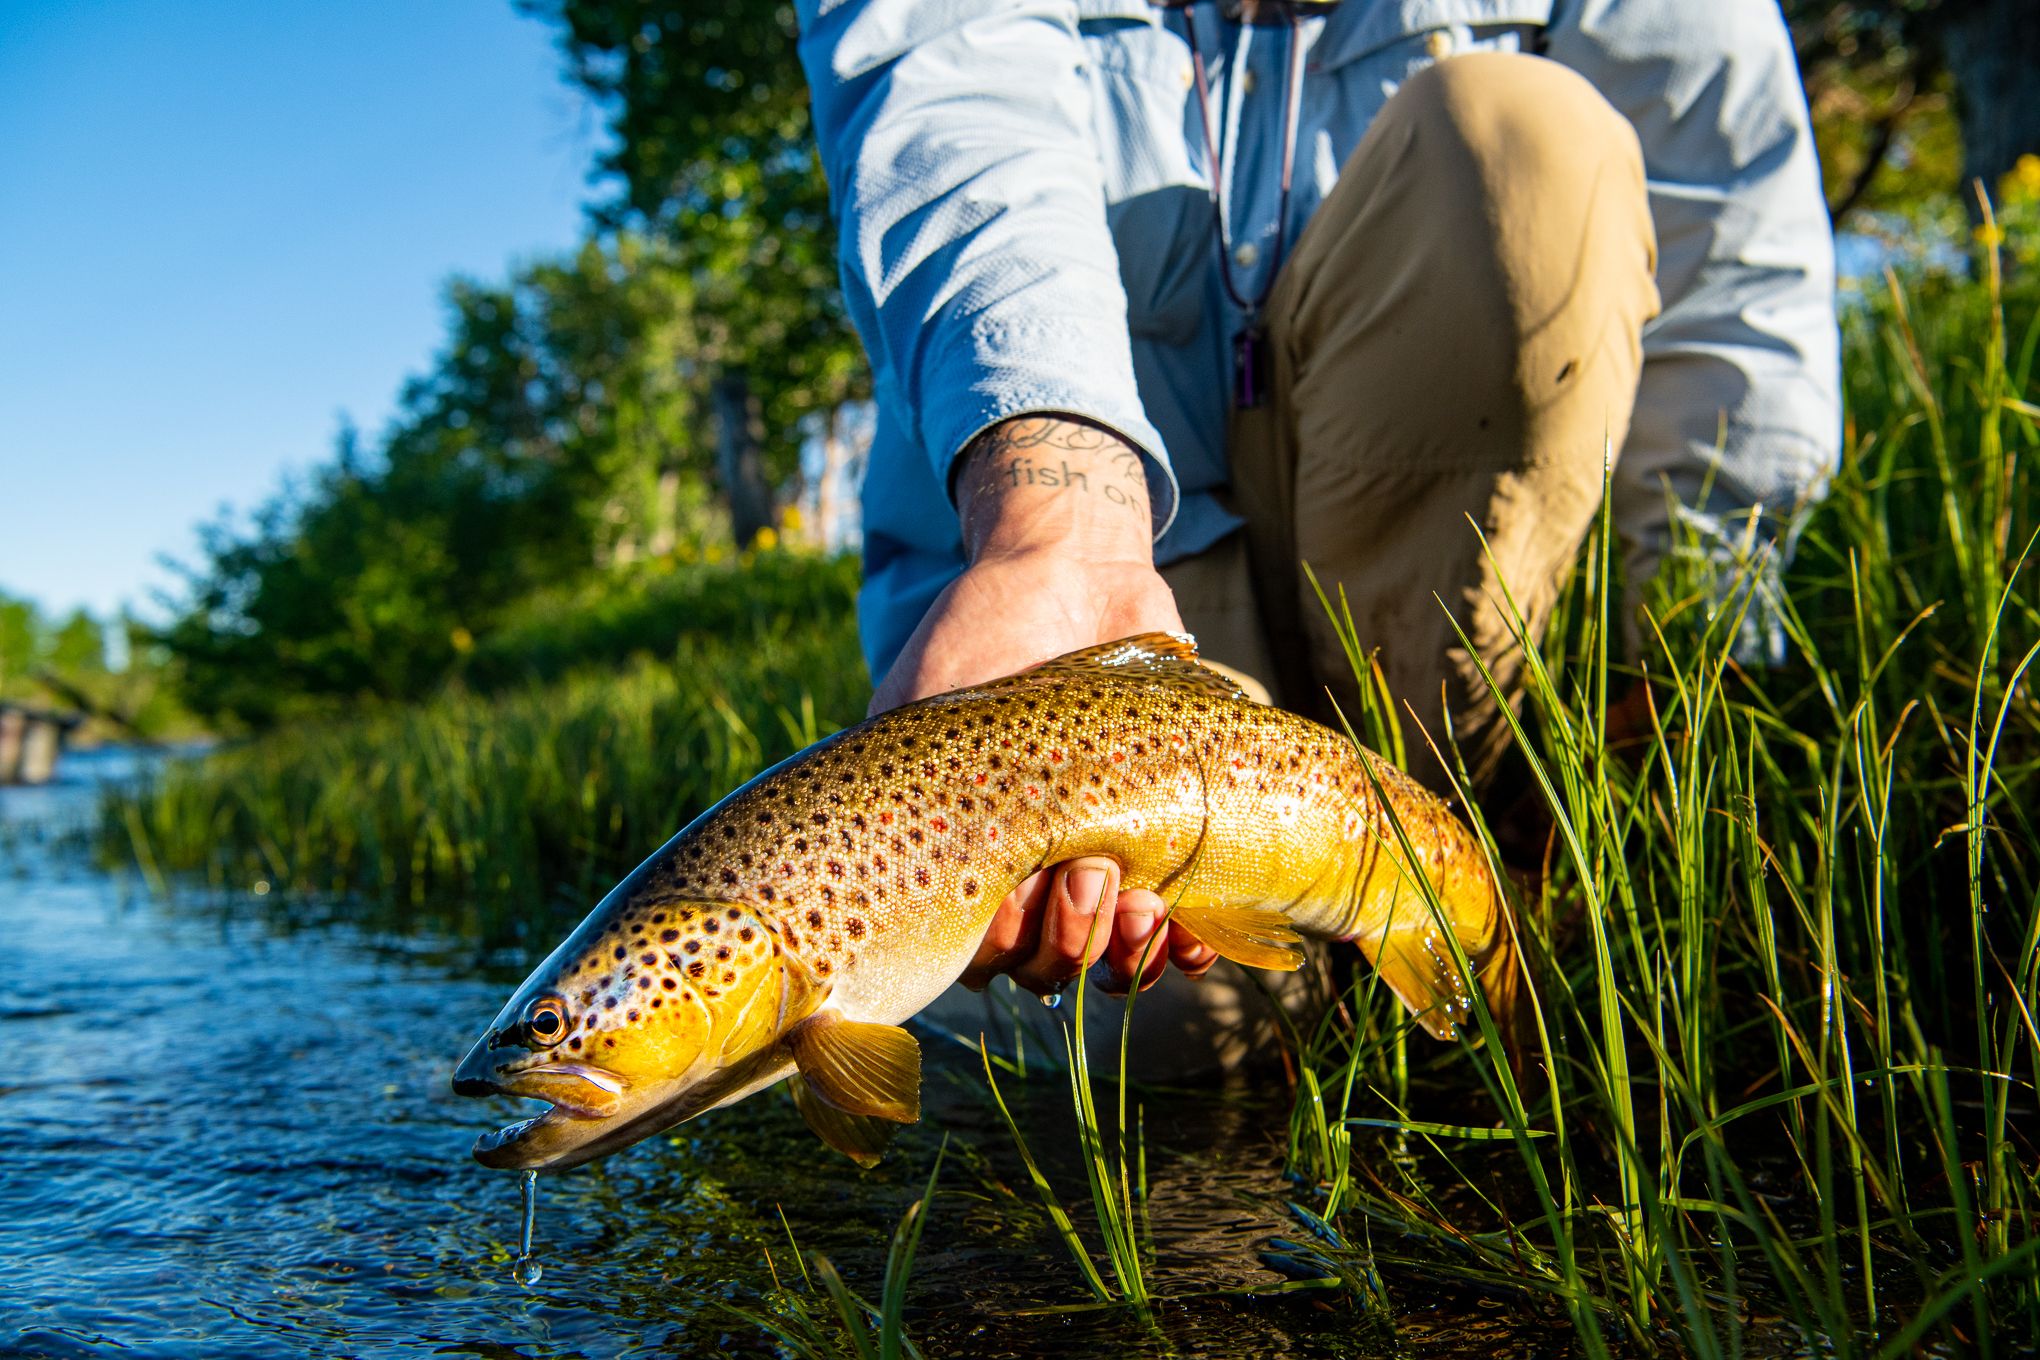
[1167, 903, 1305, 972]
[786, 1014, 921, 1123]
[789, 1073, 899, 1168]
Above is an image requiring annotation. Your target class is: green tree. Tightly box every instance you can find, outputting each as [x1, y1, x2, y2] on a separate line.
[524, 2, 867, 541]
[46, 609, 107, 677]
[1787, 0, 2040, 226]
[0, 593, 38, 698]
[159, 238, 712, 729]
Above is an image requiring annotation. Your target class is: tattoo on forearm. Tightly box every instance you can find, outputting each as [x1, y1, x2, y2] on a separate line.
[960, 418, 1148, 513]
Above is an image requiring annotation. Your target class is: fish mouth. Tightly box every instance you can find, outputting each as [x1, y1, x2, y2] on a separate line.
[452, 1040, 633, 1171]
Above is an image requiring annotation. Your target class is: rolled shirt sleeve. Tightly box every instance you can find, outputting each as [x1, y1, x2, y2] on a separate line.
[1547, 0, 1842, 662]
[796, 0, 1180, 534]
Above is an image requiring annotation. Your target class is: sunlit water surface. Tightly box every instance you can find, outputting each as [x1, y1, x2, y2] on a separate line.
[2, 750, 1588, 1359]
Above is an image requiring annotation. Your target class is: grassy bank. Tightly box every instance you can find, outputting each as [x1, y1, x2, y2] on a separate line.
[103, 267, 2037, 1355]
[111, 553, 867, 946]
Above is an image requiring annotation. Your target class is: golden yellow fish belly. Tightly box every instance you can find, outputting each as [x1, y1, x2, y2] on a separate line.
[637, 637, 1512, 1042]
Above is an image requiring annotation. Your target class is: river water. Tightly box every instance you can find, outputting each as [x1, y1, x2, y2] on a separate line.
[1, 750, 1576, 1359]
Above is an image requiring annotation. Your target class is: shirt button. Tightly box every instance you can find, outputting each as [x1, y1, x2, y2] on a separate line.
[1234, 242, 1259, 268]
[1425, 29, 1455, 59]
[1240, 68, 1257, 94]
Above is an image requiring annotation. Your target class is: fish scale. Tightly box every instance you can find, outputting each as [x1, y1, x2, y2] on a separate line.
[453, 633, 1520, 1171]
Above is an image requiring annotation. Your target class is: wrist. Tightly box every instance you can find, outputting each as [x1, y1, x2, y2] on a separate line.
[955, 416, 1156, 565]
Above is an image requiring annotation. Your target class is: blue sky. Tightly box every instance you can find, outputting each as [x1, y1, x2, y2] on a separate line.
[0, 2, 606, 620]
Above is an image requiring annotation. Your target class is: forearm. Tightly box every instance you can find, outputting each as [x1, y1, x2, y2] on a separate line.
[954, 417, 1156, 564]
[797, 1, 1179, 535]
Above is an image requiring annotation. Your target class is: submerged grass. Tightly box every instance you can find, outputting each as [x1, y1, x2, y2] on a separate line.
[100, 263, 2039, 1354]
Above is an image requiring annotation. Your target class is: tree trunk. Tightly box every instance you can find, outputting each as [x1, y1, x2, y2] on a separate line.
[711, 370, 776, 548]
[1941, 0, 2040, 218]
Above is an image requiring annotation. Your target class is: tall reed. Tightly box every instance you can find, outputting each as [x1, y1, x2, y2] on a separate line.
[1249, 264, 2040, 1354]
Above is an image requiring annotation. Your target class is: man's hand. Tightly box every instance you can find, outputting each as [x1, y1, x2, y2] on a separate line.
[870, 416, 1218, 994]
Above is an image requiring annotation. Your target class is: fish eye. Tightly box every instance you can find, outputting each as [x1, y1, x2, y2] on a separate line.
[523, 996, 569, 1047]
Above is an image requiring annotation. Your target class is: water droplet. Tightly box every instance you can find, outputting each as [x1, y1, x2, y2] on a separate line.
[510, 1168, 542, 1287]
[1040, 989, 1062, 1009]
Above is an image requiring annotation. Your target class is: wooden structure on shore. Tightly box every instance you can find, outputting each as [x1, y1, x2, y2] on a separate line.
[0, 703, 82, 785]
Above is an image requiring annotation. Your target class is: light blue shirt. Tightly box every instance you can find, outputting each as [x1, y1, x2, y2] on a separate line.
[796, 0, 1841, 678]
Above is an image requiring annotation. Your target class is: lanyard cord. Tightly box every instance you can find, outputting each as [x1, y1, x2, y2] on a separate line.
[1181, 3, 1306, 319]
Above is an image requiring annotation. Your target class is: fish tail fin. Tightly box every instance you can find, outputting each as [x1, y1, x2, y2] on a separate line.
[1167, 902, 1305, 972]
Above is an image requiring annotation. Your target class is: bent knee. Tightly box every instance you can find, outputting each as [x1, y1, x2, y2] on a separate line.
[1387, 51, 1644, 191]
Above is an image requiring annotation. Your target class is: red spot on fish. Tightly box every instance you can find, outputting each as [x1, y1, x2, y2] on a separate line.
[931, 816, 947, 833]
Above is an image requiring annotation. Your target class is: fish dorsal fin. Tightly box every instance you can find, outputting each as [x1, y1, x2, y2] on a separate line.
[947, 632, 1249, 703]
[1167, 901, 1306, 972]
[786, 1013, 921, 1123]
[789, 1073, 900, 1168]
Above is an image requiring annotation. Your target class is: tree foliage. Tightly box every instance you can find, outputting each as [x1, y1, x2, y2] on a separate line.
[521, 2, 866, 486]
[0, 591, 192, 739]
[1786, 0, 2040, 227]
[159, 238, 713, 729]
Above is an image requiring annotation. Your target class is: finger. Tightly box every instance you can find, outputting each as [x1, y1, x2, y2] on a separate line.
[959, 870, 1052, 990]
[1169, 930, 1219, 979]
[1012, 857, 1119, 994]
[1101, 894, 1171, 994]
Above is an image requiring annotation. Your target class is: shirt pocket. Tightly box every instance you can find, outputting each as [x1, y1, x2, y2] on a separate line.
[1079, 15, 1211, 345]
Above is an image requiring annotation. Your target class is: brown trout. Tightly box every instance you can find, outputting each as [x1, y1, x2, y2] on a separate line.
[453, 634, 1519, 1171]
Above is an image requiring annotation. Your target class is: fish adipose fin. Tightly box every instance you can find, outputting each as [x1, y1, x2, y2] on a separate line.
[1167, 902, 1305, 971]
[787, 1014, 922, 1123]
[789, 1073, 899, 1168]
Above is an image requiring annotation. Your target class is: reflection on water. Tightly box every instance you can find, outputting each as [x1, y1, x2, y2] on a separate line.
[2, 750, 1571, 1359]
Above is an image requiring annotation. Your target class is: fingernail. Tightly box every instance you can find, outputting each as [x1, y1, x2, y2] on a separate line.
[1120, 907, 1158, 946]
[1067, 867, 1109, 915]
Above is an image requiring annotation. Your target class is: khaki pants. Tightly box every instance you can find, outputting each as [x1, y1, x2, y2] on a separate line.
[927, 53, 1658, 1076]
[1168, 51, 1660, 797]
